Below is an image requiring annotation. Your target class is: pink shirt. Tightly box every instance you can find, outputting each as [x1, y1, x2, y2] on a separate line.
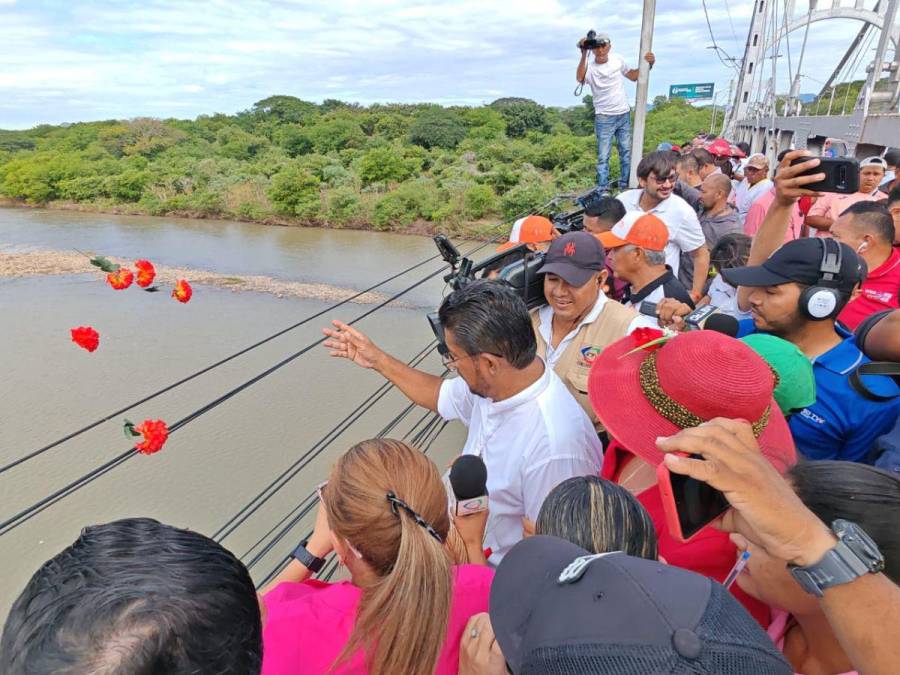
[743, 188, 803, 242]
[767, 610, 858, 675]
[261, 564, 493, 675]
[808, 191, 888, 237]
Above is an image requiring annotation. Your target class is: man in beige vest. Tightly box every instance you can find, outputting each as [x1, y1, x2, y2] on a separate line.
[532, 231, 658, 432]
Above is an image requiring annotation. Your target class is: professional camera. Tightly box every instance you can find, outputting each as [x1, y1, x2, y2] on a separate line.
[425, 188, 601, 353]
[579, 29, 608, 51]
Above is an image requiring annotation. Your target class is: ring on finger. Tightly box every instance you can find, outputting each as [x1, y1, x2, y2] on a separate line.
[470, 627, 479, 639]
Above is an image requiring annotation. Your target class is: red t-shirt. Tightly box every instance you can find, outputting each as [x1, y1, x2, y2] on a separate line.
[838, 247, 900, 330]
[601, 442, 771, 627]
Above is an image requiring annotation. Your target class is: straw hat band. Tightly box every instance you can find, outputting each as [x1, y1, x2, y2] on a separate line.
[638, 352, 771, 437]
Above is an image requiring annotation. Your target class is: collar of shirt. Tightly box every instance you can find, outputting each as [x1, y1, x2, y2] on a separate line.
[623, 267, 674, 305]
[538, 293, 608, 365]
[811, 324, 866, 376]
[618, 189, 679, 215]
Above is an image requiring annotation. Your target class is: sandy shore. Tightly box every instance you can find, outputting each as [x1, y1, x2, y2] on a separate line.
[0, 248, 405, 306]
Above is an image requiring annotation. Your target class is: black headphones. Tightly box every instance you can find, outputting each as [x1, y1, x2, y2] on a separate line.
[798, 238, 846, 320]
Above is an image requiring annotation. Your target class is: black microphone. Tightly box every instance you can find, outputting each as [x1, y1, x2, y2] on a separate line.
[448, 455, 488, 516]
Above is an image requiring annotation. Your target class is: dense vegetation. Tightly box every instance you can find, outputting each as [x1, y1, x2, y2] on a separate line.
[0, 95, 712, 236]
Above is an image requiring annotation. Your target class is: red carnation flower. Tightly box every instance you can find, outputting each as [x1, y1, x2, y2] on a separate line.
[134, 259, 156, 288]
[70, 326, 100, 352]
[125, 418, 169, 455]
[631, 327, 667, 352]
[172, 279, 192, 303]
[107, 267, 134, 290]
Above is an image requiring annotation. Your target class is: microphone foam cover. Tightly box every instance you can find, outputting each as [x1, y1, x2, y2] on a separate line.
[449, 454, 488, 500]
[704, 312, 740, 337]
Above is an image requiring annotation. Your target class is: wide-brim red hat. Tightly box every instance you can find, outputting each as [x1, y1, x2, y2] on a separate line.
[588, 330, 796, 471]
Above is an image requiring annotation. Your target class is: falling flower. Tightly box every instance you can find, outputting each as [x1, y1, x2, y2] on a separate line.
[70, 326, 100, 352]
[134, 259, 156, 288]
[124, 418, 169, 455]
[107, 267, 134, 290]
[172, 279, 192, 303]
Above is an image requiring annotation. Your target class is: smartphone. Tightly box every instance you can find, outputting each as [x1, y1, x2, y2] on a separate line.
[657, 456, 730, 542]
[789, 156, 859, 194]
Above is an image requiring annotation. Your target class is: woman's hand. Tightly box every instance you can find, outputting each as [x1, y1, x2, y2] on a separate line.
[453, 509, 489, 565]
[458, 613, 506, 675]
[307, 500, 335, 559]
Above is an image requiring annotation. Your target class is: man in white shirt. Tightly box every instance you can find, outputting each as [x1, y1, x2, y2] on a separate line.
[323, 281, 601, 563]
[734, 153, 772, 221]
[616, 151, 710, 302]
[576, 32, 655, 194]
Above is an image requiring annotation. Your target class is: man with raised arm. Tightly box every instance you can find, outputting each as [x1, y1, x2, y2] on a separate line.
[576, 32, 655, 194]
[322, 281, 601, 563]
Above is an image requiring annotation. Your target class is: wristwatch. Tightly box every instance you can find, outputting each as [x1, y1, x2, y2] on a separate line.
[789, 519, 885, 597]
[291, 537, 326, 573]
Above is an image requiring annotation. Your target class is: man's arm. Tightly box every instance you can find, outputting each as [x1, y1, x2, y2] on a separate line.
[688, 244, 710, 299]
[323, 320, 442, 411]
[624, 51, 655, 81]
[657, 419, 900, 675]
[737, 151, 824, 311]
[804, 214, 834, 232]
[803, 194, 834, 232]
[576, 46, 588, 82]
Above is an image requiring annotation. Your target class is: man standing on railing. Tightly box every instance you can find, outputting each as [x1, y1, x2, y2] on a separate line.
[576, 32, 655, 195]
[322, 281, 602, 564]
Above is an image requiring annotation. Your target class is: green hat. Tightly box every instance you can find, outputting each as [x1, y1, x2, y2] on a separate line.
[740, 334, 816, 414]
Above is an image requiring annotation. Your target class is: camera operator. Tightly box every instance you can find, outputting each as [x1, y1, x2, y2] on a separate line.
[531, 231, 658, 432]
[322, 281, 601, 563]
[576, 31, 655, 194]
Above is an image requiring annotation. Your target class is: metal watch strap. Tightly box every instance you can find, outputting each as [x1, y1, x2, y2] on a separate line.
[291, 538, 326, 574]
[789, 520, 885, 597]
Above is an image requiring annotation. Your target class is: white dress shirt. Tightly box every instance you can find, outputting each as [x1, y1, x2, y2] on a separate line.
[438, 363, 602, 563]
[616, 190, 706, 277]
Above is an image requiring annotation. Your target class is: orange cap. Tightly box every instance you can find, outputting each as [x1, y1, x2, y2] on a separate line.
[597, 212, 669, 251]
[496, 215, 555, 252]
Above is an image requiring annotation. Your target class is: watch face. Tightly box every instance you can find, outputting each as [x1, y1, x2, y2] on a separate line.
[833, 519, 885, 573]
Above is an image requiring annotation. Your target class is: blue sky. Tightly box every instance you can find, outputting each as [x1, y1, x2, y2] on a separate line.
[0, 0, 870, 129]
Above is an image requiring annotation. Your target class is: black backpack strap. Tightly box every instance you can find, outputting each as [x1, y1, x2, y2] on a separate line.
[849, 362, 900, 402]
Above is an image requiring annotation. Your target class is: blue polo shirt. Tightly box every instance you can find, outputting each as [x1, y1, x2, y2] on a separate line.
[737, 320, 900, 463]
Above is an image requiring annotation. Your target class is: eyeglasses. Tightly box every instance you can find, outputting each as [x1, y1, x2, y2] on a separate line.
[440, 350, 502, 370]
[316, 480, 328, 502]
[651, 173, 678, 185]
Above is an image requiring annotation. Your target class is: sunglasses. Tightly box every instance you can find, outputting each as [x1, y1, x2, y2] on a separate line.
[650, 173, 678, 185]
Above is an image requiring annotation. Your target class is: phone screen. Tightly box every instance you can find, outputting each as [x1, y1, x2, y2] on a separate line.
[669, 468, 730, 540]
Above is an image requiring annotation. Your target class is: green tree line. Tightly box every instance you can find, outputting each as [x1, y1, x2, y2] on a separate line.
[0, 95, 712, 236]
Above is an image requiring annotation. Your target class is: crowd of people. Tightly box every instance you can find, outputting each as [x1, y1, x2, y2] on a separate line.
[3, 33, 900, 675]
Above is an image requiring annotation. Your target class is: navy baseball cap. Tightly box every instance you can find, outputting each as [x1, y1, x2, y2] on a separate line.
[536, 231, 606, 288]
[490, 536, 791, 674]
[722, 238, 866, 294]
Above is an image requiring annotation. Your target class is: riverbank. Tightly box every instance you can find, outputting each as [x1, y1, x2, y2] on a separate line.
[0, 247, 402, 305]
[0, 198, 504, 240]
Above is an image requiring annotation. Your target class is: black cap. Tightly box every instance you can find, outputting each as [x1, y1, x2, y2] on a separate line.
[536, 231, 606, 288]
[721, 238, 866, 294]
[490, 536, 791, 675]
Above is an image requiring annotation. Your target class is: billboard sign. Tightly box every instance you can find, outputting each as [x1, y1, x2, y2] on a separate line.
[669, 83, 715, 100]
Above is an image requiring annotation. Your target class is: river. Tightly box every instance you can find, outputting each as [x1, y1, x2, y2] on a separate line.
[0, 207, 467, 613]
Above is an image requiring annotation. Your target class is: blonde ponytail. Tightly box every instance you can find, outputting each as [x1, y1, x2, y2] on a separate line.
[324, 439, 453, 675]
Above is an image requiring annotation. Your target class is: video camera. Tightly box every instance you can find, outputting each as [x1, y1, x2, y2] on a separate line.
[427, 188, 605, 354]
[579, 29, 608, 51]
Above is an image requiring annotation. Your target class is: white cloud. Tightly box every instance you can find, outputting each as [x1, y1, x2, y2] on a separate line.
[0, 0, 874, 128]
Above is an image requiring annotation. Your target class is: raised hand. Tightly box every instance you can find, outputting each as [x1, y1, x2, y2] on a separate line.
[322, 319, 383, 369]
[773, 149, 825, 208]
[656, 419, 836, 566]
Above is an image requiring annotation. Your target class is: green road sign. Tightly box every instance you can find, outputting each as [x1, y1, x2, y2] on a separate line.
[669, 83, 715, 100]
